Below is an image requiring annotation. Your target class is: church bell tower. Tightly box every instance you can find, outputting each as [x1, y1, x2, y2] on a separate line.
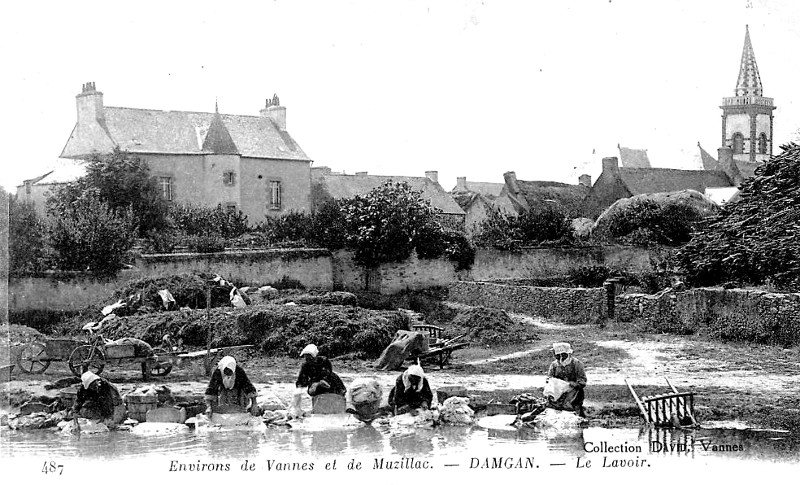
[720, 25, 776, 163]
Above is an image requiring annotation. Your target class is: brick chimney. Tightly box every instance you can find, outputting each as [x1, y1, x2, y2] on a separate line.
[602, 157, 619, 175]
[503, 171, 520, 194]
[455, 176, 468, 191]
[260, 93, 286, 130]
[76, 81, 104, 124]
[425, 171, 439, 184]
[579, 174, 592, 187]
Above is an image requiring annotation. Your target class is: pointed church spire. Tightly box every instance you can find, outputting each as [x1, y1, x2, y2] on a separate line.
[735, 25, 763, 97]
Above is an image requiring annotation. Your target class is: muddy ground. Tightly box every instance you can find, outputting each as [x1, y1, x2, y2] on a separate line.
[4, 306, 799, 433]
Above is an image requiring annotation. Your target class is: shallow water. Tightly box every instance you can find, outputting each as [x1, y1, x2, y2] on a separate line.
[2, 420, 798, 466]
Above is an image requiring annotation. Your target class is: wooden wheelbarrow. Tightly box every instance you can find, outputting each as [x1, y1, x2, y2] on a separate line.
[413, 334, 469, 369]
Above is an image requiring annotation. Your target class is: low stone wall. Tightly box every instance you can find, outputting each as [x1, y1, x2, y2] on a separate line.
[467, 245, 652, 281]
[331, 250, 459, 294]
[139, 248, 334, 290]
[617, 288, 800, 346]
[9, 249, 335, 315]
[447, 281, 606, 324]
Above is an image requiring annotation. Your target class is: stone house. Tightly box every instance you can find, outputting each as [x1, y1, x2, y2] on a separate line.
[580, 157, 733, 219]
[450, 177, 517, 236]
[60, 83, 312, 223]
[502, 171, 591, 219]
[15, 159, 87, 217]
[311, 168, 466, 230]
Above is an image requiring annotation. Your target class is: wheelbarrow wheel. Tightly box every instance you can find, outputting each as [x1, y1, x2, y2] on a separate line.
[18, 342, 50, 374]
[68, 345, 105, 377]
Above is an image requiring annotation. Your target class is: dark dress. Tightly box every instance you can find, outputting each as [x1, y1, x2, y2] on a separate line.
[388, 374, 433, 412]
[296, 356, 346, 396]
[73, 378, 123, 420]
[546, 358, 587, 411]
[205, 365, 258, 410]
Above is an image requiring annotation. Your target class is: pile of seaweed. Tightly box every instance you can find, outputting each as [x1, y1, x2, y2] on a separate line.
[443, 306, 538, 346]
[109, 273, 237, 315]
[87, 304, 410, 358]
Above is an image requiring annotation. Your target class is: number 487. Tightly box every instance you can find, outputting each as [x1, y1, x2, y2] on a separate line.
[42, 462, 64, 475]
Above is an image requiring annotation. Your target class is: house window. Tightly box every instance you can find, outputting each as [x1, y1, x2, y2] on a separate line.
[269, 180, 282, 210]
[759, 133, 768, 154]
[159, 176, 173, 201]
[225, 203, 237, 214]
[732, 133, 745, 154]
[223, 171, 236, 186]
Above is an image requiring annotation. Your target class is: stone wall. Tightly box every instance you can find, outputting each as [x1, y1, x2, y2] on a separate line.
[9, 249, 334, 313]
[467, 246, 652, 281]
[447, 281, 606, 324]
[331, 250, 459, 293]
[139, 249, 333, 290]
[617, 288, 800, 346]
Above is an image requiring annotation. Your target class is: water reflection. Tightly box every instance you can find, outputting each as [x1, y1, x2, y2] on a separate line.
[2, 423, 798, 465]
[348, 425, 384, 454]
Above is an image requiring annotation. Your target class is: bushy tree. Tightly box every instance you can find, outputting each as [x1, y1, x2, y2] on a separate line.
[607, 199, 702, 246]
[310, 200, 347, 250]
[8, 196, 49, 275]
[169, 203, 250, 239]
[473, 205, 570, 249]
[341, 182, 441, 267]
[677, 143, 800, 290]
[49, 191, 136, 276]
[48, 148, 169, 236]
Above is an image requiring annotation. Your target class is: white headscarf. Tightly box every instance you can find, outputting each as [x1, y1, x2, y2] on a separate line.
[81, 371, 100, 390]
[552, 342, 574, 366]
[300, 344, 319, 358]
[552, 342, 573, 355]
[218, 356, 237, 390]
[402, 364, 425, 392]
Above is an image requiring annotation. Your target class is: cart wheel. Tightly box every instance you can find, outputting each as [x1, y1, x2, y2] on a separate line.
[68, 345, 105, 377]
[17, 342, 51, 374]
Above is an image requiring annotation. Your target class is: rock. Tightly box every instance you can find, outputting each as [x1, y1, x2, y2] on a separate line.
[311, 394, 346, 415]
[436, 385, 468, 404]
[19, 401, 53, 416]
[145, 407, 186, 424]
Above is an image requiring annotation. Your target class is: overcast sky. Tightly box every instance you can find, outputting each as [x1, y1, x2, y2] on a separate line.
[1, 0, 798, 192]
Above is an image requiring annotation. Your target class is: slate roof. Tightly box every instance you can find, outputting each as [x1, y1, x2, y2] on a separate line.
[20, 159, 86, 186]
[202, 110, 240, 154]
[511, 180, 589, 217]
[618, 168, 732, 195]
[618, 145, 651, 168]
[62, 106, 309, 161]
[699, 144, 719, 170]
[314, 173, 465, 215]
[451, 181, 505, 197]
[734, 160, 760, 179]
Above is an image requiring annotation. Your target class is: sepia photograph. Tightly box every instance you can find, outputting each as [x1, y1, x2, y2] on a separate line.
[1, 1, 799, 483]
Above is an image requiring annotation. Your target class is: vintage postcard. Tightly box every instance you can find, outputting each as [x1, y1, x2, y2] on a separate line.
[2, 1, 798, 484]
